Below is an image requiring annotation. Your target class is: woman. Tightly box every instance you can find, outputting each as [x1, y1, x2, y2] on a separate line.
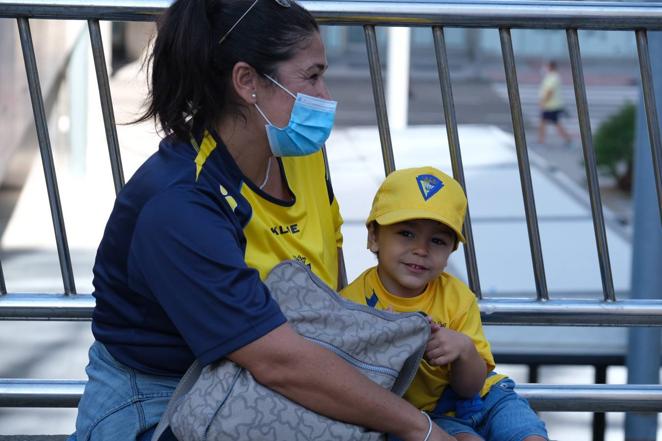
[69, 0, 454, 440]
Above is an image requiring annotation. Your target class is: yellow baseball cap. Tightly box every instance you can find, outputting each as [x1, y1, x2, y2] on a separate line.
[366, 166, 467, 247]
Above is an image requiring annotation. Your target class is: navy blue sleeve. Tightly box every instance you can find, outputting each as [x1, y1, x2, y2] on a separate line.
[127, 187, 286, 366]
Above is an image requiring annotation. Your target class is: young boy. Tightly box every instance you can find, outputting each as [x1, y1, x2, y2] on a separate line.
[341, 166, 548, 441]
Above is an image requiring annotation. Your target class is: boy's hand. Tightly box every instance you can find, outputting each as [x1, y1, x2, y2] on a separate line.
[425, 324, 473, 366]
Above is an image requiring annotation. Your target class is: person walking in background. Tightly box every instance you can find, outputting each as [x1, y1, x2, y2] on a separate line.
[538, 60, 572, 146]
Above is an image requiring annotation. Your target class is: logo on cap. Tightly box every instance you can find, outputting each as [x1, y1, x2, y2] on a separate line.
[416, 174, 444, 201]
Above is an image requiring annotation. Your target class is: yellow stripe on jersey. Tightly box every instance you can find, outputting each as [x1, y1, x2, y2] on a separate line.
[341, 267, 506, 412]
[195, 131, 218, 181]
[219, 185, 238, 212]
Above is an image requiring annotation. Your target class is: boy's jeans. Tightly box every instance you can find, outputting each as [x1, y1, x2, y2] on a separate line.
[431, 378, 548, 441]
[389, 378, 548, 441]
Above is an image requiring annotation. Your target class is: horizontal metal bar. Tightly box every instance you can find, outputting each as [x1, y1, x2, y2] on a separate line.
[1, 379, 660, 412]
[311, 1, 662, 29]
[518, 384, 662, 412]
[0, 379, 84, 407]
[0, 0, 167, 21]
[3, 294, 662, 326]
[480, 298, 662, 326]
[3, 0, 662, 29]
[0, 294, 95, 320]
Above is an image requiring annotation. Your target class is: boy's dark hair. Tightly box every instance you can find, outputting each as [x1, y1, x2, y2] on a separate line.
[137, 0, 319, 140]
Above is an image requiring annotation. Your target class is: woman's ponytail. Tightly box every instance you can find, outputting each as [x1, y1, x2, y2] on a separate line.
[138, 0, 219, 140]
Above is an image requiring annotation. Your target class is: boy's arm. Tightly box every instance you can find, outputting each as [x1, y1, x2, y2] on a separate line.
[448, 329, 488, 398]
[426, 325, 487, 398]
[426, 285, 493, 398]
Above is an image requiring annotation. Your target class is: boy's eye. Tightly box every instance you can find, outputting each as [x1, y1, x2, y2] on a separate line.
[431, 237, 448, 246]
[397, 230, 414, 238]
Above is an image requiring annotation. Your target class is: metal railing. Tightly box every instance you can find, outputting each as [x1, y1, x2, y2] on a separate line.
[2, 379, 661, 412]
[1, 0, 662, 416]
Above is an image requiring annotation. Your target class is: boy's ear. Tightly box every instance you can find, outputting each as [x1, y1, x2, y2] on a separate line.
[367, 222, 379, 253]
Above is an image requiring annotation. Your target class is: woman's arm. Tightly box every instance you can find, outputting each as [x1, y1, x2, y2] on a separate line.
[229, 323, 455, 441]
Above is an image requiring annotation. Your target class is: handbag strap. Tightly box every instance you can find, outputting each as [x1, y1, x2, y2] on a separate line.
[151, 360, 203, 441]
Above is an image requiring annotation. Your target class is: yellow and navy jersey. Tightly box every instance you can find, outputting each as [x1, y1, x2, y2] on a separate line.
[92, 128, 341, 376]
[193, 130, 343, 287]
[341, 267, 506, 412]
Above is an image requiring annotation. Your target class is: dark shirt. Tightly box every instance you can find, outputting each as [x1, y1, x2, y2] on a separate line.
[91, 131, 286, 376]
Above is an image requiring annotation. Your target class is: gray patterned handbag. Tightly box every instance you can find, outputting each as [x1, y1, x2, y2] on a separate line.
[153, 260, 430, 441]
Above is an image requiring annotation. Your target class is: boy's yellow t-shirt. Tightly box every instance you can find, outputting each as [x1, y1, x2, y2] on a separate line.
[340, 267, 506, 412]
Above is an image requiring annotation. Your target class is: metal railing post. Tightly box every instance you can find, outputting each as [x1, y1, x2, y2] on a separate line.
[0, 260, 6, 295]
[625, 26, 662, 441]
[432, 25, 482, 297]
[635, 29, 662, 225]
[364, 25, 396, 176]
[17, 17, 76, 295]
[88, 19, 125, 195]
[566, 28, 616, 302]
[499, 27, 549, 301]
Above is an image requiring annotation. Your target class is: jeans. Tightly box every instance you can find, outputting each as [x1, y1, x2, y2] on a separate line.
[432, 378, 548, 441]
[67, 342, 180, 441]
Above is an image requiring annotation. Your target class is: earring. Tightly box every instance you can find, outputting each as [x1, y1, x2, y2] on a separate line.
[251, 92, 257, 100]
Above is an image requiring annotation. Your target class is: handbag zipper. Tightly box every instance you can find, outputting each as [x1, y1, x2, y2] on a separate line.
[305, 336, 399, 378]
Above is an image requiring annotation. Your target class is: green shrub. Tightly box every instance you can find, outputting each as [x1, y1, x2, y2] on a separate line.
[594, 102, 636, 193]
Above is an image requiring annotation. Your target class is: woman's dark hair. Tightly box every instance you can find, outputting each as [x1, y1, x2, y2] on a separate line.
[137, 0, 319, 140]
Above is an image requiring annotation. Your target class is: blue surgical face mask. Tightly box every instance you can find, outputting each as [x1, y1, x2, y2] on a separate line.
[254, 75, 337, 157]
